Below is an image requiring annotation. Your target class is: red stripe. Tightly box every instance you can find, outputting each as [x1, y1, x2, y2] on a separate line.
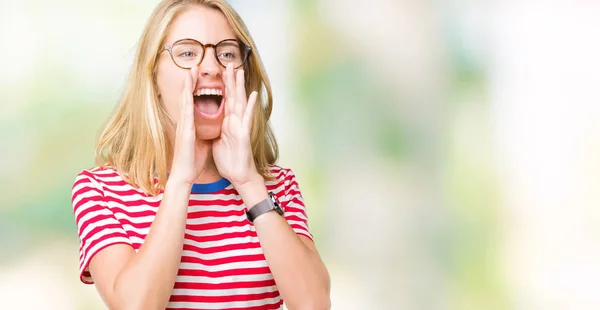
[187, 209, 244, 218]
[104, 188, 154, 197]
[188, 199, 244, 207]
[177, 266, 272, 278]
[182, 241, 261, 255]
[166, 299, 283, 310]
[223, 299, 284, 310]
[113, 218, 152, 230]
[104, 205, 158, 217]
[169, 290, 279, 302]
[173, 279, 276, 290]
[180, 253, 266, 266]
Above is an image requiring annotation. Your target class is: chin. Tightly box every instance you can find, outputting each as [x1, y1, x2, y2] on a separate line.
[195, 123, 222, 140]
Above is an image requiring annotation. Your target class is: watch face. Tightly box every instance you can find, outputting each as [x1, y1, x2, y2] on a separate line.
[274, 204, 284, 215]
[268, 192, 284, 215]
[268, 192, 279, 207]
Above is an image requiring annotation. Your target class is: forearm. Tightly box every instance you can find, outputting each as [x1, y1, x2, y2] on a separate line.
[112, 180, 191, 309]
[236, 180, 331, 310]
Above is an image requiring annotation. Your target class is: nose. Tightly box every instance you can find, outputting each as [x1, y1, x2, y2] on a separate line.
[198, 47, 221, 77]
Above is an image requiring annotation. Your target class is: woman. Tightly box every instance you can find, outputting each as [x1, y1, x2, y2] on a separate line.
[71, 0, 331, 309]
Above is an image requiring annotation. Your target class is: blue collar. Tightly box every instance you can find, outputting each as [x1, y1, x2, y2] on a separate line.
[190, 178, 231, 194]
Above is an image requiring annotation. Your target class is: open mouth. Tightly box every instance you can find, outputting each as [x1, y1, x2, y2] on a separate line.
[193, 88, 224, 119]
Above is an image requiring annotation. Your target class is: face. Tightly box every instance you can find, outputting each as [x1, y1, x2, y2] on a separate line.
[156, 5, 237, 140]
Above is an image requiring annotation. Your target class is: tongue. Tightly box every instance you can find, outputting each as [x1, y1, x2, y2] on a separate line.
[195, 97, 219, 114]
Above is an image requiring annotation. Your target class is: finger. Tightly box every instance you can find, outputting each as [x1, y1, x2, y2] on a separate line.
[187, 66, 198, 124]
[190, 65, 199, 94]
[243, 91, 258, 131]
[179, 68, 191, 129]
[223, 63, 236, 116]
[180, 67, 196, 132]
[236, 68, 247, 117]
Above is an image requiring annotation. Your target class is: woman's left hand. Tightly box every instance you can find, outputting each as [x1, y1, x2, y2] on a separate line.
[213, 63, 261, 187]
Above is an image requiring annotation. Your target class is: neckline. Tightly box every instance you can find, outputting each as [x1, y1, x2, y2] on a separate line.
[190, 178, 231, 194]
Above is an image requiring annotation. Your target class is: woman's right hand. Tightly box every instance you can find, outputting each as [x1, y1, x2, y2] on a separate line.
[168, 67, 200, 186]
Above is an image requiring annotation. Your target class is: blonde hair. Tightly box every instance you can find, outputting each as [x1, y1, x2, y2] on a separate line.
[96, 0, 278, 195]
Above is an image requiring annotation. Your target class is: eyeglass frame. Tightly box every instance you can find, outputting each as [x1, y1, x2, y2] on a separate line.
[161, 38, 252, 70]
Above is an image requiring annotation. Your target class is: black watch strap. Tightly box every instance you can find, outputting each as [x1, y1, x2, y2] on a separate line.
[246, 192, 284, 222]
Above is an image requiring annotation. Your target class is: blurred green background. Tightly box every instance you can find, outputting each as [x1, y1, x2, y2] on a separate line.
[1, 0, 600, 309]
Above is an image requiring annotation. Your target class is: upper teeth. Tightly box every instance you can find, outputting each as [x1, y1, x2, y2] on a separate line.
[195, 88, 222, 96]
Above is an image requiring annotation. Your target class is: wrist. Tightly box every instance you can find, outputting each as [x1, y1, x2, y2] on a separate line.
[165, 178, 193, 193]
[234, 175, 268, 209]
[232, 173, 264, 192]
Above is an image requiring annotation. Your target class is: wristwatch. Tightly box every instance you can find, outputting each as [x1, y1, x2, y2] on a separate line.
[246, 191, 284, 222]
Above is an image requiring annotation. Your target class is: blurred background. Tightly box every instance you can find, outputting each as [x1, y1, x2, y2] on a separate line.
[1, 0, 600, 309]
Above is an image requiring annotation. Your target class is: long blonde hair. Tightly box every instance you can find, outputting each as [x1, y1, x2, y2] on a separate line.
[96, 0, 278, 195]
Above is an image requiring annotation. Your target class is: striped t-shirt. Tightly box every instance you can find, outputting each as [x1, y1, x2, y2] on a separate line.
[71, 164, 312, 310]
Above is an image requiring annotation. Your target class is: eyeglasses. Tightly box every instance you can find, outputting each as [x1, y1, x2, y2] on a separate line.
[162, 38, 251, 70]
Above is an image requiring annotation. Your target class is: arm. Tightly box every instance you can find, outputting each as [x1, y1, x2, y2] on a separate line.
[82, 66, 202, 310]
[88, 180, 192, 310]
[213, 65, 330, 309]
[236, 176, 331, 310]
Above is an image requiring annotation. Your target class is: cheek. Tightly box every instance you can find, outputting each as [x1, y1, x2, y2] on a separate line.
[156, 64, 184, 121]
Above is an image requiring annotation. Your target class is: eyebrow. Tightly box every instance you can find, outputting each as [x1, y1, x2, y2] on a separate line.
[171, 38, 240, 45]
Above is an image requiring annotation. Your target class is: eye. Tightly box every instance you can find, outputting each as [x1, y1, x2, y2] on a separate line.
[179, 50, 197, 58]
[219, 52, 236, 59]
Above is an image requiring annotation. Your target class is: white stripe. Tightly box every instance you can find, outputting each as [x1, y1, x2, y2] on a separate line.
[106, 201, 159, 217]
[186, 214, 247, 225]
[187, 204, 243, 213]
[171, 285, 277, 297]
[175, 273, 273, 284]
[284, 210, 308, 222]
[75, 173, 103, 187]
[166, 297, 282, 310]
[115, 224, 151, 237]
[293, 229, 311, 238]
[113, 212, 155, 224]
[287, 220, 309, 230]
[103, 189, 162, 203]
[128, 235, 149, 245]
[92, 174, 127, 182]
[183, 235, 258, 249]
[265, 182, 287, 194]
[89, 168, 117, 176]
[181, 248, 264, 261]
[184, 225, 254, 237]
[100, 183, 147, 193]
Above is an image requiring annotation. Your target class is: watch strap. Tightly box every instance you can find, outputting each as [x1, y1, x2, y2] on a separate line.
[246, 192, 283, 222]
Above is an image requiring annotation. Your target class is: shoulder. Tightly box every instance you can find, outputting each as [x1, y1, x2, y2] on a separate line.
[73, 166, 122, 187]
[266, 164, 298, 185]
[72, 165, 130, 197]
[265, 164, 303, 196]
